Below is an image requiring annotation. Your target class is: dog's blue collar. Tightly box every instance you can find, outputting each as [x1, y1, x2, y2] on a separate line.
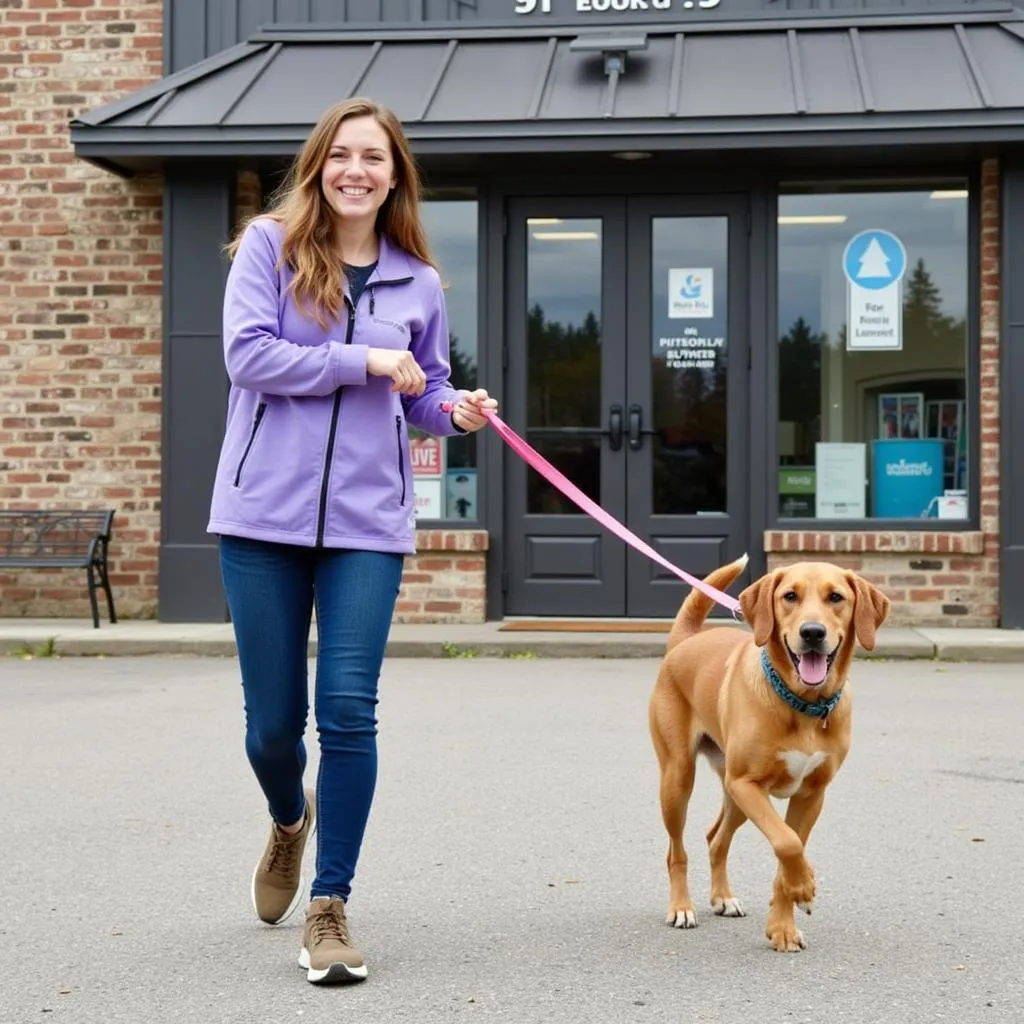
[760, 648, 843, 720]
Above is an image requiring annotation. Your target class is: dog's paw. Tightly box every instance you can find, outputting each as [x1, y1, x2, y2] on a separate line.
[766, 922, 806, 953]
[667, 907, 698, 929]
[780, 862, 816, 908]
[712, 896, 746, 918]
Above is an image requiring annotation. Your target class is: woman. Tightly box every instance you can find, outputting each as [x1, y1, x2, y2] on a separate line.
[207, 97, 496, 985]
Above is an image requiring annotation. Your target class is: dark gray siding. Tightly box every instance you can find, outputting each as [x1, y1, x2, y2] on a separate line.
[1001, 160, 1024, 628]
[165, 0, 1008, 72]
[158, 170, 234, 622]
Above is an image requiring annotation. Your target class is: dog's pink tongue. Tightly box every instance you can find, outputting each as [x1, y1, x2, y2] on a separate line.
[798, 652, 828, 685]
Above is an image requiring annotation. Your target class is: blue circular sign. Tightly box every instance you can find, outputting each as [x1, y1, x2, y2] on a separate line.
[841, 229, 907, 291]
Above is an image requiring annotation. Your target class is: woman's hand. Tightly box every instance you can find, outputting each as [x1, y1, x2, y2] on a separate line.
[452, 389, 498, 433]
[366, 348, 426, 396]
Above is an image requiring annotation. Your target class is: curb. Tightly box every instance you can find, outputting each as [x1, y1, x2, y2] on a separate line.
[4, 635, 1024, 662]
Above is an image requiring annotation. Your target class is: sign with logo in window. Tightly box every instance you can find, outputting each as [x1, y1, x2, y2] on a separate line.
[842, 229, 907, 351]
[668, 267, 714, 319]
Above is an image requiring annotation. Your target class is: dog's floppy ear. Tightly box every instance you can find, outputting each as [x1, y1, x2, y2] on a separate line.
[845, 572, 891, 651]
[738, 570, 779, 647]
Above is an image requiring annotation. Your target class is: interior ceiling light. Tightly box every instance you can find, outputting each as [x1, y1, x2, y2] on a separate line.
[531, 231, 600, 241]
[930, 189, 969, 199]
[612, 151, 653, 161]
[777, 215, 848, 225]
[527, 218, 563, 225]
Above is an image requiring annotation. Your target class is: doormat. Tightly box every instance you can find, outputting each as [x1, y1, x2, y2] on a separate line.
[498, 620, 673, 633]
[497, 619, 744, 633]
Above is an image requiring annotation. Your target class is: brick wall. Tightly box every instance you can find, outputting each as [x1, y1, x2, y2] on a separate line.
[0, 0, 164, 619]
[765, 159, 1001, 628]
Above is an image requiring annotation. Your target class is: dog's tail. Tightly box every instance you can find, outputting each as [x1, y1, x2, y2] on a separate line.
[665, 553, 749, 653]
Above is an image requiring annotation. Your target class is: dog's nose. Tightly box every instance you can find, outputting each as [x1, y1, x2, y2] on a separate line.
[799, 622, 827, 646]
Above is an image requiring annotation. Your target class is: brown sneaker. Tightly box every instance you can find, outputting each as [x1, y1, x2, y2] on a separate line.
[298, 896, 367, 984]
[250, 788, 316, 925]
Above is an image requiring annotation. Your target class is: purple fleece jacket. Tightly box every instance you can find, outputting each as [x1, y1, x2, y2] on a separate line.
[207, 216, 466, 553]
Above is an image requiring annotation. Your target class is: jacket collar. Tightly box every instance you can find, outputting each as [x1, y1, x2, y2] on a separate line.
[372, 233, 416, 286]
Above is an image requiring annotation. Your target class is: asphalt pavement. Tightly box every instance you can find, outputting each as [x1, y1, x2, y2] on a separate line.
[1, 655, 1021, 1024]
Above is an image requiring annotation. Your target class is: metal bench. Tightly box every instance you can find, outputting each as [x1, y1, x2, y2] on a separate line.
[0, 509, 117, 629]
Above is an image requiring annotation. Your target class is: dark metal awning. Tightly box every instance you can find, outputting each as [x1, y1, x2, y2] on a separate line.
[71, 11, 1024, 175]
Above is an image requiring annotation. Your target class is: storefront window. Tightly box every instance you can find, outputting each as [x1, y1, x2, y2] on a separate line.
[414, 196, 479, 522]
[776, 185, 970, 522]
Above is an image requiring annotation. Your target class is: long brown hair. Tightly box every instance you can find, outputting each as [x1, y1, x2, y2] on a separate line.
[227, 97, 439, 328]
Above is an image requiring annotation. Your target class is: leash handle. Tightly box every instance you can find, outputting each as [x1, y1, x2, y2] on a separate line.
[445, 402, 741, 615]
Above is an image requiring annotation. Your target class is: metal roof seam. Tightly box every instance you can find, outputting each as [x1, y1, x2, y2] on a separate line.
[347, 40, 384, 100]
[667, 32, 684, 118]
[786, 29, 808, 115]
[955, 23, 996, 107]
[216, 42, 283, 127]
[417, 39, 459, 123]
[527, 38, 559, 120]
[847, 27, 876, 114]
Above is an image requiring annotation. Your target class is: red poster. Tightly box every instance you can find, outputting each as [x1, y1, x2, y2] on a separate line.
[409, 436, 443, 478]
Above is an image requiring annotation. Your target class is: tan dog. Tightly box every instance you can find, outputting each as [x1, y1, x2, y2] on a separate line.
[648, 554, 890, 952]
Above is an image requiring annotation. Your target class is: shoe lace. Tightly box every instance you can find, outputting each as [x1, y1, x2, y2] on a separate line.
[266, 830, 300, 875]
[312, 902, 351, 947]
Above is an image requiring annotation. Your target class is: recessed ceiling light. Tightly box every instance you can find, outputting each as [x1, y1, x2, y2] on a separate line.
[611, 151, 652, 161]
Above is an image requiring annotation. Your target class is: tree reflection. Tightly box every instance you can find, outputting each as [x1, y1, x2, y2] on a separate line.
[777, 259, 967, 470]
[651, 353, 727, 514]
[526, 302, 601, 513]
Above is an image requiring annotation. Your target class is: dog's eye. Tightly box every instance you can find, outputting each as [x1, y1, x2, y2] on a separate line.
[782, 590, 798, 602]
[828, 592, 844, 603]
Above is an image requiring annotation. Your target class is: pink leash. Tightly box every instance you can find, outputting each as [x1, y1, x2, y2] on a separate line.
[443, 405, 742, 616]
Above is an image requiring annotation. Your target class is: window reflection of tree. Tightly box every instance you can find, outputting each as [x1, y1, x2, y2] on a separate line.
[651, 358, 727, 515]
[445, 332, 477, 471]
[778, 259, 967, 473]
[525, 303, 601, 514]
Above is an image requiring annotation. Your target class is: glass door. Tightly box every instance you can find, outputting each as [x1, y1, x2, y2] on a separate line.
[504, 199, 628, 616]
[503, 195, 749, 619]
[624, 197, 750, 617]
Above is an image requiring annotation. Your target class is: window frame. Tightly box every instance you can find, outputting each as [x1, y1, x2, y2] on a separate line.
[410, 187, 485, 529]
[766, 169, 982, 532]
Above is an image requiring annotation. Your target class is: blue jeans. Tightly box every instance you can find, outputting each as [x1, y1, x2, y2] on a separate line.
[218, 535, 404, 903]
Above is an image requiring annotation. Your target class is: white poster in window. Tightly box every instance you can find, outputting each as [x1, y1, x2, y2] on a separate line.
[815, 442, 866, 518]
[668, 268, 714, 319]
[413, 478, 443, 520]
[842, 229, 906, 351]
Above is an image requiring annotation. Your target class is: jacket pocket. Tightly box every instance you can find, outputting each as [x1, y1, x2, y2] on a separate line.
[395, 415, 407, 507]
[233, 402, 266, 487]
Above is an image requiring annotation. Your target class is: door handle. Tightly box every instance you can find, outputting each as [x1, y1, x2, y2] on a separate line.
[608, 404, 623, 451]
[628, 403, 643, 450]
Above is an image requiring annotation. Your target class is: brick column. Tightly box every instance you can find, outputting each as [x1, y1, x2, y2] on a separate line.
[397, 530, 488, 623]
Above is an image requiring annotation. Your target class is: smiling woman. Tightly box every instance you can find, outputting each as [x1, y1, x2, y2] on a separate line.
[209, 98, 496, 989]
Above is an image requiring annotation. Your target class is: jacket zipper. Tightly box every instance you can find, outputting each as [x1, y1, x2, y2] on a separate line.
[315, 296, 354, 547]
[313, 274, 415, 546]
[233, 401, 266, 487]
[395, 415, 406, 507]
